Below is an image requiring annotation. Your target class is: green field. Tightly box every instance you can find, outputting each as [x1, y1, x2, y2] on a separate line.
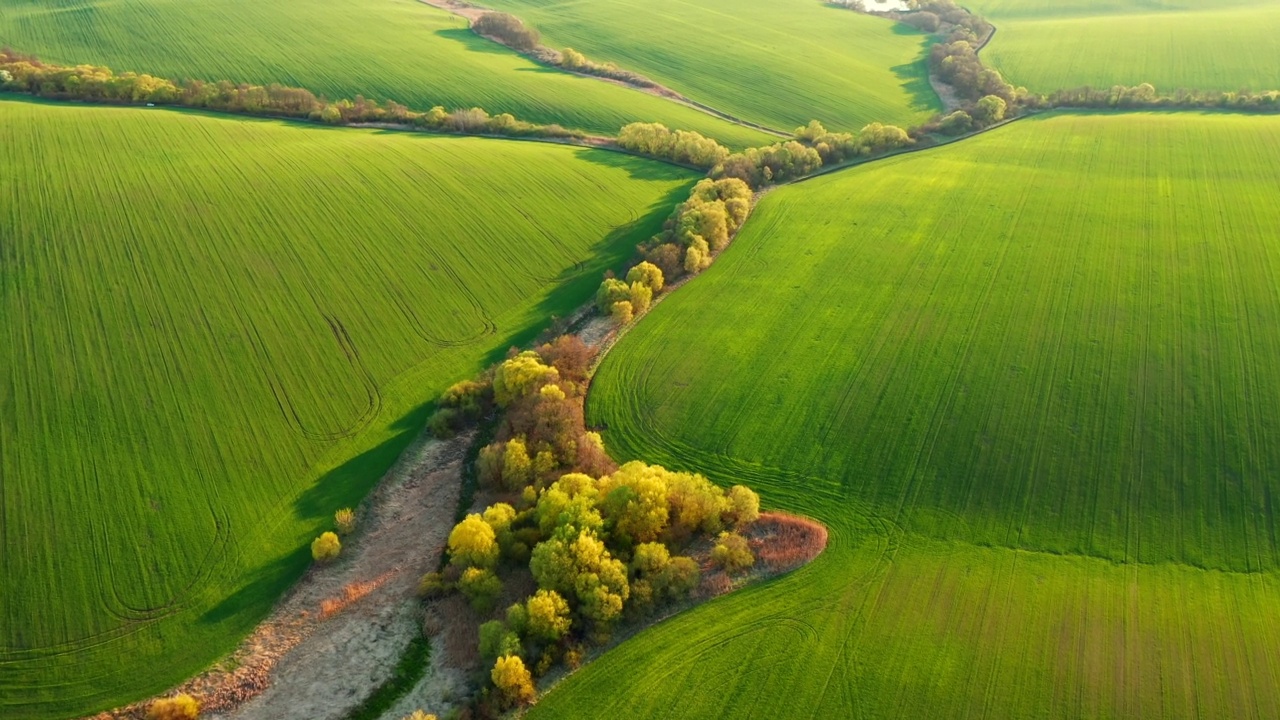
[0, 97, 694, 719]
[0, 0, 773, 145]
[483, 0, 939, 132]
[560, 112, 1280, 718]
[970, 0, 1280, 93]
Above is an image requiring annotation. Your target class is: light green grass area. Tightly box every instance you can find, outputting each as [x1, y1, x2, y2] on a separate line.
[0, 0, 772, 145]
[0, 97, 694, 719]
[483, 0, 939, 132]
[970, 0, 1280, 92]
[563, 112, 1280, 718]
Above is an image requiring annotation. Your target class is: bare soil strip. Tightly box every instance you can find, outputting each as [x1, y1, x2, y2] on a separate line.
[83, 430, 469, 720]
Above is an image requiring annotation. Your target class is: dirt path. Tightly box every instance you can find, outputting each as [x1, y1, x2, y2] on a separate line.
[77, 429, 470, 720]
[210, 430, 469, 720]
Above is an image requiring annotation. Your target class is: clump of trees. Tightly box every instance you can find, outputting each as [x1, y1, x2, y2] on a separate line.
[711, 140, 821, 187]
[617, 122, 730, 168]
[442, 458, 759, 703]
[908, 0, 991, 37]
[640, 177, 753, 280]
[471, 13, 540, 53]
[423, 336, 762, 708]
[929, 40, 1019, 106]
[0, 49, 584, 140]
[559, 49, 662, 90]
[792, 120, 913, 164]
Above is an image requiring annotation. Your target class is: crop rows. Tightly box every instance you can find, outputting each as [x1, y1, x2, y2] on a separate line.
[483, 0, 940, 132]
[971, 0, 1280, 93]
[0, 0, 772, 145]
[562, 112, 1280, 718]
[0, 98, 694, 718]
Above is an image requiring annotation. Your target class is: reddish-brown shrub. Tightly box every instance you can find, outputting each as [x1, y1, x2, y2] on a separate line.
[747, 512, 828, 572]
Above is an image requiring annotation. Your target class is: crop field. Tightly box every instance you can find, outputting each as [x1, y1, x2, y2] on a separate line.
[970, 0, 1280, 92]
[565, 112, 1280, 718]
[483, 0, 939, 132]
[0, 0, 772, 145]
[0, 97, 694, 719]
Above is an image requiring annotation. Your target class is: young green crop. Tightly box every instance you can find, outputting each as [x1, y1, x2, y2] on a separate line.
[970, 0, 1280, 92]
[483, 0, 940, 132]
[0, 97, 694, 719]
[0, 0, 771, 146]
[568, 112, 1280, 719]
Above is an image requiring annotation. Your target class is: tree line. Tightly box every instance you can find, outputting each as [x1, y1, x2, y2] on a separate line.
[0, 48, 585, 139]
[470, 13, 664, 91]
[422, 336, 764, 715]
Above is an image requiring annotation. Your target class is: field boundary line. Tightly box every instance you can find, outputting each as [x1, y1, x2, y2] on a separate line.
[412, 0, 791, 139]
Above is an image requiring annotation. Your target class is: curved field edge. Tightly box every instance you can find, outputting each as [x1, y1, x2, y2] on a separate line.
[0, 98, 697, 719]
[971, 0, 1280, 93]
[545, 111, 1280, 718]
[480, 0, 941, 132]
[0, 0, 773, 146]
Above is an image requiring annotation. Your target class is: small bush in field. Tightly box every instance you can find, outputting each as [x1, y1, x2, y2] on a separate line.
[417, 571, 449, 599]
[147, 694, 199, 720]
[334, 507, 356, 535]
[711, 531, 754, 573]
[311, 531, 341, 563]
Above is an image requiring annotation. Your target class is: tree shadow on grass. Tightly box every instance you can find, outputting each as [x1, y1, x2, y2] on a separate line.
[199, 409, 430, 629]
[199, 548, 310, 627]
[434, 27, 519, 56]
[476, 181, 693, 368]
[291, 410, 430, 524]
[893, 60, 943, 113]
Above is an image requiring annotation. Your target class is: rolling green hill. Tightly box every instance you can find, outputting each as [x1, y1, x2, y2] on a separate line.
[482, 0, 940, 132]
[970, 0, 1280, 92]
[0, 97, 694, 719]
[565, 112, 1280, 718]
[0, 0, 772, 145]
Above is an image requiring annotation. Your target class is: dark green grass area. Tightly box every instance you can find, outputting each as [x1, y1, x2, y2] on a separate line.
[0, 97, 694, 719]
[555, 112, 1280, 719]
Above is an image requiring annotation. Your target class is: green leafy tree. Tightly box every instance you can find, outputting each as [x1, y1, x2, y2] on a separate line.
[448, 513, 499, 568]
[611, 300, 634, 325]
[628, 282, 653, 314]
[459, 566, 503, 612]
[530, 529, 629, 623]
[525, 589, 572, 641]
[480, 620, 523, 664]
[311, 531, 341, 562]
[502, 437, 533, 490]
[712, 531, 755, 573]
[492, 654, 536, 706]
[726, 485, 761, 528]
[493, 351, 559, 406]
[625, 261, 665, 292]
[973, 94, 1007, 125]
[596, 278, 632, 313]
